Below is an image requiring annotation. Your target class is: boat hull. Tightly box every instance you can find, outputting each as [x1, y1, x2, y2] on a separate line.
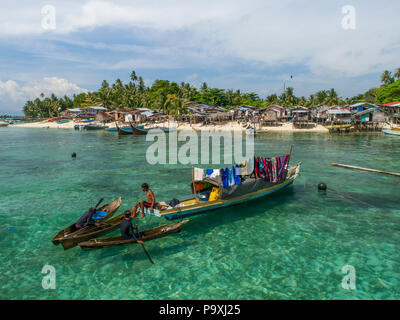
[382, 129, 400, 136]
[78, 220, 189, 250]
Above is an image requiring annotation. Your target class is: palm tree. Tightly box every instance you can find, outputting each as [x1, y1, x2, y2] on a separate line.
[101, 80, 109, 89]
[285, 87, 296, 106]
[316, 91, 328, 104]
[306, 94, 316, 107]
[201, 82, 208, 94]
[299, 96, 307, 106]
[130, 71, 137, 82]
[324, 88, 339, 106]
[381, 70, 394, 85]
[394, 68, 400, 80]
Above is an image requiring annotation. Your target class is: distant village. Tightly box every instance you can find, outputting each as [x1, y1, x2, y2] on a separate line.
[55, 101, 400, 133]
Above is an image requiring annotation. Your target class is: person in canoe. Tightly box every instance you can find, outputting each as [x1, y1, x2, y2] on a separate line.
[121, 210, 143, 243]
[75, 207, 100, 229]
[132, 183, 155, 219]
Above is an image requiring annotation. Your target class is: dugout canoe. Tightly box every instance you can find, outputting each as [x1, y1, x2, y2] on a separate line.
[78, 220, 189, 250]
[51, 197, 122, 249]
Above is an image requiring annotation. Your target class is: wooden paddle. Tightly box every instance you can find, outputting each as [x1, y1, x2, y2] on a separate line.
[64, 198, 105, 238]
[94, 198, 104, 209]
[134, 218, 154, 264]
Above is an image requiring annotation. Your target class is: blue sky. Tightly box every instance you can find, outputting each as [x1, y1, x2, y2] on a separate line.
[0, 0, 399, 114]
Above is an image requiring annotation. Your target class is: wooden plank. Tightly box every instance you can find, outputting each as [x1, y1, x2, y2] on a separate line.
[331, 163, 400, 177]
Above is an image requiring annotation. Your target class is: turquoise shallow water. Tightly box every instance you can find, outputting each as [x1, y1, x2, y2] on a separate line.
[0, 127, 399, 299]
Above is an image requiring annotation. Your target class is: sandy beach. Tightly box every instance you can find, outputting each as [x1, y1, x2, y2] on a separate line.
[13, 119, 330, 133]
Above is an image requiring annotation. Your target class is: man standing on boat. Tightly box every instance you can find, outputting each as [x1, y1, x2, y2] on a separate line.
[75, 207, 99, 229]
[131, 183, 155, 219]
[120, 210, 143, 243]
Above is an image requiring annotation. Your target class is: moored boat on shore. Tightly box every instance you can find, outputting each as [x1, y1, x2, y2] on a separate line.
[382, 128, 400, 136]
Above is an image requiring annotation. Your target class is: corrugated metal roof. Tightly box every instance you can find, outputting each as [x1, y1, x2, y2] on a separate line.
[84, 106, 106, 110]
[328, 108, 351, 115]
[382, 102, 400, 107]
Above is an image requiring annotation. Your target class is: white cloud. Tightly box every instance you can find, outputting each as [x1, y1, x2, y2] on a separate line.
[0, 77, 87, 114]
[0, 0, 399, 99]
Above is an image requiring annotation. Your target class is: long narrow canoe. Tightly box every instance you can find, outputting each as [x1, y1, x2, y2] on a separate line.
[146, 162, 301, 220]
[129, 122, 148, 135]
[382, 129, 400, 136]
[128, 121, 177, 135]
[107, 125, 144, 132]
[51, 197, 122, 250]
[116, 122, 133, 135]
[78, 220, 189, 250]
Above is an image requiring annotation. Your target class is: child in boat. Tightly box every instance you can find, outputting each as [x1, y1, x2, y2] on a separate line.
[120, 210, 143, 243]
[131, 183, 156, 219]
[75, 207, 99, 229]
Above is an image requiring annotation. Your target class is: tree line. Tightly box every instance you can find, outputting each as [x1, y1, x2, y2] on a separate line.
[23, 68, 400, 118]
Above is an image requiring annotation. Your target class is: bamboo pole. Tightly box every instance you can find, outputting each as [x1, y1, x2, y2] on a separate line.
[331, 163, 400, 177]
[191, 166, 199, 201]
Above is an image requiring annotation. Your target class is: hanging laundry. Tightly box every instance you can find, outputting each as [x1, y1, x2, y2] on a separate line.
[233, 165, 241, 185]
[221, 168, 230, 188]
[277, 155, 289, 180]
[262, 158, 268, 181]
[205, 169, 220, 179]
[258, 157, 265, 179]
[254, 156, 260, 178]
[265, 158, 272, 182]
[194, 167, 205, 181]
[271, 157, 277, 183]
[228, 167, 235, 186]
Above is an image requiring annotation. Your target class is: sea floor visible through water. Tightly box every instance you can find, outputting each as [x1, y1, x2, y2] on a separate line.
[0, 127, 399, 299]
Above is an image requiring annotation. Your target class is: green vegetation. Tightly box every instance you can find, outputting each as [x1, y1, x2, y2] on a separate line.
[23, 68, 400, 118]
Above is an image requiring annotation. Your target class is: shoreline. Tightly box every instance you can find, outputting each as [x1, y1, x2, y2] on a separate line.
[12, 120, 331, 133]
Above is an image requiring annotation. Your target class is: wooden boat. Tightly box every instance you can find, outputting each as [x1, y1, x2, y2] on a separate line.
[128, 121, 177, 135]
[78, 220, 189, 250]
[51, 197, 122, 250]
[107, 125, 144, 132]
[324, 124, 352, 129]
[0, 121, 9, 127]
[84, 124, 107, 130]
[146, 161, 301, 220]
[115, 122, 134, 135]
[246, 125, 256, 136]
[382, 129, 400, 136]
